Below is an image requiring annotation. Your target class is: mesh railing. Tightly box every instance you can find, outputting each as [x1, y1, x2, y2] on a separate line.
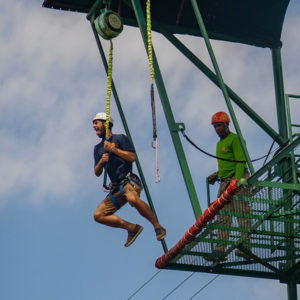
[172, 184, 300, 276]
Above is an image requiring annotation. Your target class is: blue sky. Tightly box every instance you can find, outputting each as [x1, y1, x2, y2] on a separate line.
[0, 1, 300, 300]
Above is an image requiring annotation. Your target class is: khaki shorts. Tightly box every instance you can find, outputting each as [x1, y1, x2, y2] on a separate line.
[96, 182, 142, 216]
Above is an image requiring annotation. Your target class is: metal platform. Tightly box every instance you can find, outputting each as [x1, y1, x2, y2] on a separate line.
[165, 183, 300, 283]
[162, 131, 300, 287]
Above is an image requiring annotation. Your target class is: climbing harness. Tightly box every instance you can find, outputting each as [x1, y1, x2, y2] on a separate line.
[109, 172, 143, 209]
[109, 191, 121, 209]
[146, 0, 160, 183]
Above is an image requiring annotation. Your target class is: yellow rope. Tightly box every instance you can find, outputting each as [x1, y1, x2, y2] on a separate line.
[105, 39, 113, 138]
[146, 0, 160, 183]
[146, 0, 154, 84]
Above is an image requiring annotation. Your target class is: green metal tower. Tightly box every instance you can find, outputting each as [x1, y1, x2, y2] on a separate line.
[43, 1, 299, 299]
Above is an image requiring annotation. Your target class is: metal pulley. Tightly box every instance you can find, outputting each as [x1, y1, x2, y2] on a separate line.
[94, 9, 123, 40]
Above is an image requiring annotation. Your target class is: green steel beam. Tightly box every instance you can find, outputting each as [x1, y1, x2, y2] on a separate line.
[89, 19, 168, 252]
[207, 224, 300, 238]
[272, 49, 297, 298]
[268, 217, 300, 224]
[130, 0, 201, 218]
[254, 181, 300, 191]
[248, 136, 300, 185]
[190, 0, 254, 174]
[285, 95, 293, 141]
[157, 28, 283, 145]
[206, 178, 211, 206]
[197, 237, 299, 251]
[272, 48, 289, 143]
[287, 277, 298, 300]
[181, 251, 300, 265]
[234, 195, 289, 204]
[169, 263, 300, 290]
[286, 94, 300, 99]
[222, 245, 280, 274]
[272, 209, 300, 217]
[285, 94, 298, 184]
[271, 51, 295, 285]
[165, 263, 283, 281]
[285, 260, 300, 279]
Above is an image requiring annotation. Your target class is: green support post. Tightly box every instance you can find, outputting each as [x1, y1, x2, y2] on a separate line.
[285, 94, 297, 184]
[271, 47, 297, 300]
[272, 48, 289, 144]
[131, 0, 201, 218]
[287, 277, 298, 300]
[190, 0, 254, 175]
[89, 16, 168, 252]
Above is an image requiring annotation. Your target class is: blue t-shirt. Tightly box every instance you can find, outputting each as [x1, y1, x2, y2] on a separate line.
[94, 134, 135, 183]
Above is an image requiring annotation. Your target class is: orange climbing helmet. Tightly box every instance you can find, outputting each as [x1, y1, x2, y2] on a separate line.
[211, 111, 230, 124]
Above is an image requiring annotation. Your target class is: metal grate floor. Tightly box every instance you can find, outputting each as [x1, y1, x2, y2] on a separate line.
[166, 185, 300, 281]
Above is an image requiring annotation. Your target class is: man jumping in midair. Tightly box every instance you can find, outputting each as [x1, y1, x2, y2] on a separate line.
[92, 112, 166, 247]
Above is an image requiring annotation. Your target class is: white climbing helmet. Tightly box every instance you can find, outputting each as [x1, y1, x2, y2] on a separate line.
[92, 112, 114, 124]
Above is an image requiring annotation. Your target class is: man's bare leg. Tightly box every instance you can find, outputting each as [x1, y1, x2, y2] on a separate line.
[94, 213, 136, 231]
[130, 198, 160, 228]
[126, 195, 166, 241]
[94, 212, 143, 247]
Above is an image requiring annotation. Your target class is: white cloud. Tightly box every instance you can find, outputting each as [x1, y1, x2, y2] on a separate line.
[0, 1, 299, 208]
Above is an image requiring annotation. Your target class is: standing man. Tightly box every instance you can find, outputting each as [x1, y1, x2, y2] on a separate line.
[206, 111, 251, 261]
[92, 112, 166, 247]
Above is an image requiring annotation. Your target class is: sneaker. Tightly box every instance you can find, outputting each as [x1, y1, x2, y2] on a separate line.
[155, 226, 167, 241]
[204, 251, 227, 262]
[124, 224, 143, 247]
[235, 249, 251, 260]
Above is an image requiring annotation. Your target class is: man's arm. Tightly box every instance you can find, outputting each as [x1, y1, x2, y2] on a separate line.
[207, 171, 219, 184]
[94, 153, 110, 177]
[104, 140, 136, 162]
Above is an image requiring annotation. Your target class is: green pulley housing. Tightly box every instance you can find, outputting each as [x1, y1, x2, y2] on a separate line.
[94, 9, 123, 40]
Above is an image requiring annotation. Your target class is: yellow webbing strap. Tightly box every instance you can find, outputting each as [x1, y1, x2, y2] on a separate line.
[146, 0, 154, 85]
[146, 0, 160, 183]
[103, 39, 113, 191]
[105, 39, 113, 138]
